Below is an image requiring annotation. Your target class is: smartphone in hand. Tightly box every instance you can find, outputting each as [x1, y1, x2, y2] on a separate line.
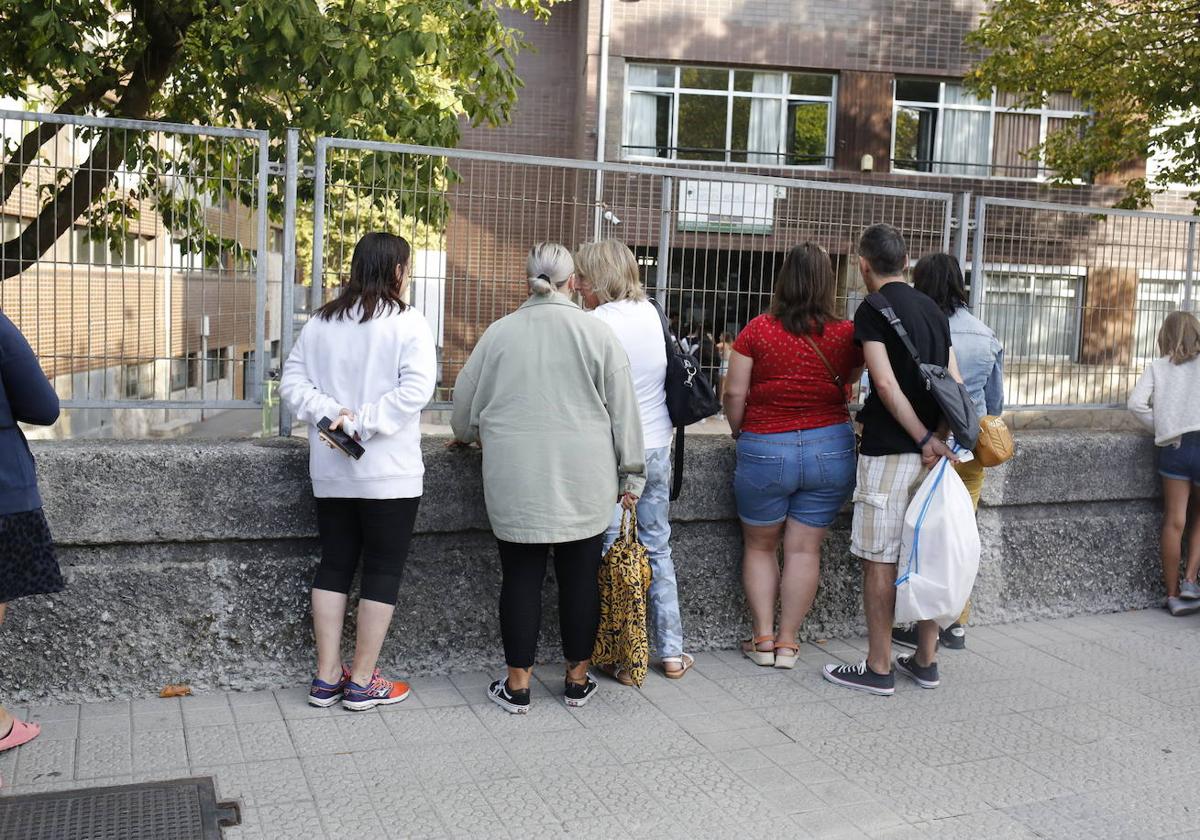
[317, 416, 365, 460]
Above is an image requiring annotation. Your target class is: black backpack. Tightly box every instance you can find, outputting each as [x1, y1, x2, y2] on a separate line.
[649, 300, 721, 500]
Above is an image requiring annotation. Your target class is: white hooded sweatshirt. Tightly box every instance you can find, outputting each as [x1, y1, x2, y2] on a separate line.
[281, 303, 436, 498]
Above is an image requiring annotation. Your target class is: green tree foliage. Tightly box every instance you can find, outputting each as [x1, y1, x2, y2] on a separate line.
[0, 0, 555, 279]
[966, 0, 1200, 208]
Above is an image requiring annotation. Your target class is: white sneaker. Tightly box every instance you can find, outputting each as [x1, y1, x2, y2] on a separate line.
[1180, 581, 1200, 600]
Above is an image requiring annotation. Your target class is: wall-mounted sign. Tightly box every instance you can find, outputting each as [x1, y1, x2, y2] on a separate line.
[677, 180, 785, 235]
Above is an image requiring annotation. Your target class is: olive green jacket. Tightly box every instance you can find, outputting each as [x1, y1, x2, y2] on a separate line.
[451, 292, 646, 543]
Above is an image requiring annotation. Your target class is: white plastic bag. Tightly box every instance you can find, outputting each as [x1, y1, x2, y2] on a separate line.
[894, 453, 980, 629]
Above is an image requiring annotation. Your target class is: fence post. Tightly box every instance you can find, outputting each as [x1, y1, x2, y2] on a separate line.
[278, 128, 300, 436]
[954, 191, 971, 269]
[941, 195, 954, 254]
[252, 130, 270, 407]
[1185, 221, 1197, 313]
[969, 196, 987, 311]
[310, 139, 328, 313]
[655, 176, 672, 308]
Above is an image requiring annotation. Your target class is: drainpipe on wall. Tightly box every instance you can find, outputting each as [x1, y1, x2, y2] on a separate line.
[592, 0, 613, 241]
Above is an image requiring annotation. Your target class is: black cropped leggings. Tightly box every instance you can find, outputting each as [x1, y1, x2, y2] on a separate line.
[497, 533, 605, 669]
[314, 497, 419, 605]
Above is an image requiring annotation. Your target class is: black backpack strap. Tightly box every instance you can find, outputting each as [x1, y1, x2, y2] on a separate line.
[865, 292, 924, 368]
[649, 297, 683, 356]
[670, 425, 684, 501]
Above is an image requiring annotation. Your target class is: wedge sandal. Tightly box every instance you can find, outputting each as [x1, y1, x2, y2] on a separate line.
[773, 643, 800, 670]
[741, 634, 776, 667]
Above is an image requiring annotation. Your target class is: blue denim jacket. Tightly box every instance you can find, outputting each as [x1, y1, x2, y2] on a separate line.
[949, 308, 1004, 419]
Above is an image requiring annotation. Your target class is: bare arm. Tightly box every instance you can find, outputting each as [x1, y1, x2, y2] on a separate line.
[863, 341, 957, 465]
[722, 349, 752, 438]
[948, 347, 965, 384]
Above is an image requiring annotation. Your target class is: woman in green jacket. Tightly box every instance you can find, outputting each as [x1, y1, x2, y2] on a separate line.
[451, 241, 646, 714]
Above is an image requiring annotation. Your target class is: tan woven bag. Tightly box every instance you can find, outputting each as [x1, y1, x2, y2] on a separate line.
[974, 415, 1014, 467]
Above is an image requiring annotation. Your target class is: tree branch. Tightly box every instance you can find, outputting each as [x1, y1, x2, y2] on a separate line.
[0, 73, 122, 208]
[0, 3, 196, 281]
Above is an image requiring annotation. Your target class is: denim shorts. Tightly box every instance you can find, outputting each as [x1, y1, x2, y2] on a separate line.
[734, 423, 857, 528]
[1159, 432, 1200, 485]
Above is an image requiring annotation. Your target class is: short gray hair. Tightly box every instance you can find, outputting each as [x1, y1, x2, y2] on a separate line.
[527, 242, 574, 296]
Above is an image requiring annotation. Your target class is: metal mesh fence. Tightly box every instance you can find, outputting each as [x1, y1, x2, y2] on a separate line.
[0, 110, 274, 430]
[312, 140, 954, 405]
[973, 198, 1197, 409]
[4, 108, 1194, 431]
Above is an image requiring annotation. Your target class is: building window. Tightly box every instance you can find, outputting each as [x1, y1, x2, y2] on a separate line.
[123, 362, 155, 399]
[976, 267, 1085, 359]
[241, 351, 254, 399]
[1134, 273, 1187, 360]
[70, 228, 152, 267]
[169, 357, 189, 392]
[623, 64, 836, 167]
[892, 80, 1086, 178]
[206, 346, 229, 382]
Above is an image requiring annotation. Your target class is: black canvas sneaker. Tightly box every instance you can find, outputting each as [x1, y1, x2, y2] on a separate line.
[488, 678, 530, 714]
[895, 654, 941, 689]
[822, 661, 895, 696]
[939, 623, 966, 650]
[891, 625, 919, 650]
[563, 674, 598, 708]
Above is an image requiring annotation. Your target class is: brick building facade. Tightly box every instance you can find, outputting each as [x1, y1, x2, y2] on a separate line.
[433, 0, 1195, 404]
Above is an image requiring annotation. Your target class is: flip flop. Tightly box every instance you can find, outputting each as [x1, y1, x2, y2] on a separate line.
[0, 718, 40, 753]
[659, 653, 695, 680]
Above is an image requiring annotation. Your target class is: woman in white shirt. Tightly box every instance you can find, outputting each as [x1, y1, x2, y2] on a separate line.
[1128, 310, 1200, 617]
[575, 239, 693, 679]
[281, 232, 437, 709]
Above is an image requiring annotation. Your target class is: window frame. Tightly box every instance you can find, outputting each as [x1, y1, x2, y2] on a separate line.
[1133, 269, 1190, 361]
[890, 79, 1087, 182]
[967, 262, 1087, 361]
[622, 64, 837, 170]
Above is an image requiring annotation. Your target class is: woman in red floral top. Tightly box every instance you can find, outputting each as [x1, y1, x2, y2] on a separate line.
[722, 243, 863, 669]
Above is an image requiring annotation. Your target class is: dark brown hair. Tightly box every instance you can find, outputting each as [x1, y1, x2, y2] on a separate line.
[912, 252, 969, 316]
[769, 242, 838, 336]
[317, 232, 410, 323]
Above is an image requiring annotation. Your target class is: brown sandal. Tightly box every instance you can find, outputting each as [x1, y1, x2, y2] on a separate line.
[659, 653, 695, 680]
[741, 634, 775, 667]
[597, 663, 634, 686]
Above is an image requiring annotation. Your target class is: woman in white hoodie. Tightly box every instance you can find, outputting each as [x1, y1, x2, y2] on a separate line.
[281, 232, 436, 709]
[1128, 310, 1200, 617]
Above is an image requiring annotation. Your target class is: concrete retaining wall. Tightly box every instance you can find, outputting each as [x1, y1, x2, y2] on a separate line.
[0, 431, 1164, 702]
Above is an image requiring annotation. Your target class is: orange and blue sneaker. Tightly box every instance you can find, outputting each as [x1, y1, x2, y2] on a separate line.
[342, 670, 411, 711]
[308, 665, 351, 708]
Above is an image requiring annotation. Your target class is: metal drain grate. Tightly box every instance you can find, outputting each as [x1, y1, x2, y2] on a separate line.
[0, 776, 239, 840]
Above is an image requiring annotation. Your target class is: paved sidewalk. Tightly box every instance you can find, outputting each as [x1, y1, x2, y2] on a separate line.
[4, 609, 1200, 839]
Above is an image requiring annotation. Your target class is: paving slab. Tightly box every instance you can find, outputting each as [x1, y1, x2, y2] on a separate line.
[3, 609, 1200, 838]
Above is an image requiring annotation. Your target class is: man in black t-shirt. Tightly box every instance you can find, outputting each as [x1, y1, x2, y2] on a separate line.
[823, 224, 962, 697]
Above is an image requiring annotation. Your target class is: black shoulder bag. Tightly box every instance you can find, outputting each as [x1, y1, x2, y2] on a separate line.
[864, 293, 979, 451]
[649, 299, 721, 500]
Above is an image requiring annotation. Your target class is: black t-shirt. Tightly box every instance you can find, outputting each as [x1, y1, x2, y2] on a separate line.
[853, 282, 952, 456]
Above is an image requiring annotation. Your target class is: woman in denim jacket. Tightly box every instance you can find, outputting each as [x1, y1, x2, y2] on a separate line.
[907, 253, 1003, 649]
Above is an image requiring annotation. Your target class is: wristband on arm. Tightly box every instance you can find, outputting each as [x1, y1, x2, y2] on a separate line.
[917, 429, 934, 448]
